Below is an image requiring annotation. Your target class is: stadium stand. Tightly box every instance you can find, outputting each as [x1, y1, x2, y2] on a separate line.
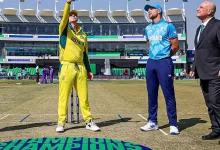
[130, 9, 148, 23]
[78, 10, 95, 23]
[0, 15, 5, 22]
[167, 8, 185, 22]
[2, 8, 24, 22]
[112, 10, 130, 23]
[4, 67, 22, 75]
[25, 67, 43, 75]
[21, 9, 42, 23]
[2, 67, 43, 76]
[112, 68, 131, 76]
[174, 69, 183, 74]
[0, 6, 187, 77]
[40, 9, 59, 23]
[94, 10, 112, 23]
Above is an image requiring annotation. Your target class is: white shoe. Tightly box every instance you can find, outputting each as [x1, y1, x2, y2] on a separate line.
[86, 120, 100, 131]
[56, 124, 64, 132]
[170, 126, 179, 135]
[140, 121, 158, 131]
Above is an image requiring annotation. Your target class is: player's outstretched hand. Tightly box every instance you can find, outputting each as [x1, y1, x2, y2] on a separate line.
[189, 71, 195, 77]
[88, 72, 94, 81]
[67, 0, 74, 4]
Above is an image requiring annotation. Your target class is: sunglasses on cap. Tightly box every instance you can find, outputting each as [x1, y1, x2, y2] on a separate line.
[69, 14, 77, 17]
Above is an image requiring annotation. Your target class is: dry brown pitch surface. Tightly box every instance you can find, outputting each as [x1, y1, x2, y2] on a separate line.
[0, 80, 219, 149]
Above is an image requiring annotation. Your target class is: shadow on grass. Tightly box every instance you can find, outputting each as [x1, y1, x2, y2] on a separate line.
[0, 122, 56, 132]
[65, 118, 137, 131]
[159, 118, 207, 132]
[0, 118, 138, 132]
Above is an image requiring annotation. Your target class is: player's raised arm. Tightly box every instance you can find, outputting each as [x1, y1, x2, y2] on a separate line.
[59, 0, 74, 35]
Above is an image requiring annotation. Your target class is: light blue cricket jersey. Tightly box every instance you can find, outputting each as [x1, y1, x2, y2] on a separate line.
[145, 19, 178, 60]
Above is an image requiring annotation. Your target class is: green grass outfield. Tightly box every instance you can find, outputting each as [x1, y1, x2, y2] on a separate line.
[0, 79, 219, 149]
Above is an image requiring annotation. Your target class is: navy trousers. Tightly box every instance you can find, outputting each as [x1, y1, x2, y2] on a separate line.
[146, 58, 177, 126]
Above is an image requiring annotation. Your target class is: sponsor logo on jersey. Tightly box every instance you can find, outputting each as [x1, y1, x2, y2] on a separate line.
[71, 37, 85, 46]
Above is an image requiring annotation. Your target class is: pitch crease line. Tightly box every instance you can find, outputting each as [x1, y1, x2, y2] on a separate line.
[137, 114, 168, 136]
[0, 114, 10, 120]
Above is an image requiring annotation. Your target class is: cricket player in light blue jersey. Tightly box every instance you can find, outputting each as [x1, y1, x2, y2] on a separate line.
[140, 4, 180, 135]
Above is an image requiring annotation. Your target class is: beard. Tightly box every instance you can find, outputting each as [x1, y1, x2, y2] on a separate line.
[149, 14, 157, 20]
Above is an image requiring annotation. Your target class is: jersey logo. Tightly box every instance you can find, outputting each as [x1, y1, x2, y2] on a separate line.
[71, 37, 85, 46]
[148, 35, 162, 41]
[80, 35, 84, 39]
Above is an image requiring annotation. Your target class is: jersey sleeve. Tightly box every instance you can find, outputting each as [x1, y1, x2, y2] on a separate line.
[167, 23, 178, 39]
[83, 36, 91, 72]
[144, 28, 149, 41]
[59, 3, 70, 35]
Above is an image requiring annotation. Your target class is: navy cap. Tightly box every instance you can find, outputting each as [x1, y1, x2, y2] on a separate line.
[144, 4, 163, 14]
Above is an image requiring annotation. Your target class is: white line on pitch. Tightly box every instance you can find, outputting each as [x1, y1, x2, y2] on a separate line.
[137, 114, 168, 136]
[159, 129, 168, 135]
[0, 114, 10, 120]
[138, 114, 148, 121]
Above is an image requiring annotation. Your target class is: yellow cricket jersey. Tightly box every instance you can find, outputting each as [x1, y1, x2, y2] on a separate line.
[59, 3, 91, 72]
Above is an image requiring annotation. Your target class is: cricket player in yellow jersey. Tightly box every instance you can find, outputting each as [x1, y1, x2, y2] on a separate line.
[56, 0, 100, 132]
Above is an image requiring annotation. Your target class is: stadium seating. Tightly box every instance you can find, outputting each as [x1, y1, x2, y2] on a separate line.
[95, 16, 112, 23]
[41, 16, 59, 23]
[4, 15, 24, 22]
[25, 68, 43, 75]
[2, 67, 43, 75]
[4, 68, 22, 75]
[111, 68, 183, 77]
[6, 48, 57, 56]
[132, 16, 147, 23]
[112, 68, 148, 76]
[174, 69, 183, 74]
[134, 68, 146, 76]
[112, 68, 131, 76]
[23, 16, 41, 23]
[2, 68, 183, 77]
[113, 16, 130, 23]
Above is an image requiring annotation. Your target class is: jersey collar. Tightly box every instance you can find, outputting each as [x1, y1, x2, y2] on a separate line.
[152, 19, 164, 25]
[68, 23, 82, 34]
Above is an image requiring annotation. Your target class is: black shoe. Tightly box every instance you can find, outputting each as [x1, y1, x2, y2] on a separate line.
[202, 132, 220, 140]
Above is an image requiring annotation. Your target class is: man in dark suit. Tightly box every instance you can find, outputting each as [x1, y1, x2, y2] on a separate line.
[190, 1, 220, 141]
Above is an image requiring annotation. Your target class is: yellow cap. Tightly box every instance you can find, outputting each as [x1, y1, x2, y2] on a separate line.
[69, 10, 78, 15]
